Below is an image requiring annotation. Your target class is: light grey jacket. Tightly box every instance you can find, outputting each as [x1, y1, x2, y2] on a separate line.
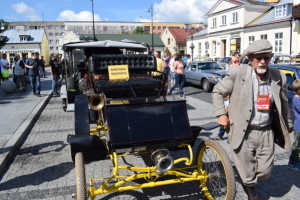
[212, 64, 292, 150]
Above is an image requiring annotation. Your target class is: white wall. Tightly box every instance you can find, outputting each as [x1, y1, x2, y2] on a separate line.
[244, 22, 291, 55]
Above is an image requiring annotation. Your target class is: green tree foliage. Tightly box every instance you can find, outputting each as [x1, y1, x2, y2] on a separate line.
[0, 19, 9, 49]
[133, 26, 145, 34]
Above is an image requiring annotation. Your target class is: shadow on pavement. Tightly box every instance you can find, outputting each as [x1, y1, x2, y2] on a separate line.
[101, 190, 150, 200]
[0, 141, 67, 155]
[0, 162, 73, 191]
[256, 165, 300, 199]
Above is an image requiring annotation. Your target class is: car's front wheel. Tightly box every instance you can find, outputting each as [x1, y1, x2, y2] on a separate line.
[202, 79, 212, 92]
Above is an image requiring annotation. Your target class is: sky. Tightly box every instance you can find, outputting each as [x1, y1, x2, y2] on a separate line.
[0, 0, 219, 23]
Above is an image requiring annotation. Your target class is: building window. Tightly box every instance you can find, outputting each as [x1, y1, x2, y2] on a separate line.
[19, 35, 27, 41]
[205, 41, 209, 54]
[212, 18, 217, 27]
[274, 32, 283, 53]
[275, 5, 287, 18]
[56, 40, 59, 44]
[232, 12, 238, 23]
[61, 25, 65, 30]
[48, 25, 53, 30]
[49, 40, 53, 44]
[49, 32, 53, 36]
[10, 26, 14, 29]
[158, 26, 161, 30]
[163, 26, 166, 29]
[153, 26, 156, 30]
[221, 15, 226, 25]
[248, 36, 255, 45]
[198, 42, 202, 56]
[56, 47, 59, 51]
[50, 47, 54, 51]
[168, 38, 170, 45]
[55, 32, 60, 36]
[260, 34, 267, 40]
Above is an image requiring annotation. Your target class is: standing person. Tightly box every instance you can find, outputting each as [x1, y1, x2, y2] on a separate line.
[287, 79, 300, 171]
[40, 56, 47, 78]
[154, 51, 164, 73]
[167, 54, 185, 97]
[212, 40, 292, 200]
[231, 52, 240, 67]
[169, 54, 177, 88]
[0, 54, 10, 81]
[25, 53, 42, 97]
[163, 52, 171, 74]
[13, 54, 26, 92]
[49, 54, 61, 97]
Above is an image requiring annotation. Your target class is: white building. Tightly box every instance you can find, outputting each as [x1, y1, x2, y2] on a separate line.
[187, 0, 296, 59]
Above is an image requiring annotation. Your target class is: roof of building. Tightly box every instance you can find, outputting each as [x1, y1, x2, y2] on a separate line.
[81, 34, 165, 47]
[167, 28, 200, 44]
[1, 29, 45, 43]
[206, 0, 270, 16]
[193, 29, 208, 37]
[246, 0, 293, 27]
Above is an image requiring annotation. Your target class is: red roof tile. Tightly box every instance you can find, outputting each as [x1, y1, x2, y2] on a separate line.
[168, 28, 201, 44]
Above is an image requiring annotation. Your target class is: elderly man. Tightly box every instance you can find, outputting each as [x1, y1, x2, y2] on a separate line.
[212, 40, 292, 200]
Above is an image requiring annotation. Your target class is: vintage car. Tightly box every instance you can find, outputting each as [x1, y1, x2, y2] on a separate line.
[62, 40, 236, 200]
[184, 61, 227, 92]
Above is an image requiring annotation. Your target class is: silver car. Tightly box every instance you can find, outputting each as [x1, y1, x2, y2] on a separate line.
[185, 61, 227, 92]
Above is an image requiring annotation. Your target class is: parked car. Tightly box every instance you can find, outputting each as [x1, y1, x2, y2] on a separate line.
[291, 55, 300, 64]
[270, 54, 292, 64]
[269, 64, 300, 119]
[219, 56, 232, 68]
[185, 61, 227, 92]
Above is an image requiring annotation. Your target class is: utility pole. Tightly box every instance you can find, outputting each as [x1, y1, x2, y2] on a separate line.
[148, 4, 154, 53]
[91, 0, 97, 41]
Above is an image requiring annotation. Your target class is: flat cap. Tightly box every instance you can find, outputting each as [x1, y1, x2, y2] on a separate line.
[243, 39, 273, 56]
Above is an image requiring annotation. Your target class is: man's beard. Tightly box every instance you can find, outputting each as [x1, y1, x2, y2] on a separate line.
[256, 64, 268, 74]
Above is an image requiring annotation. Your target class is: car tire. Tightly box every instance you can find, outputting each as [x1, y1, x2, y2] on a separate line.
[202, 79, 212, 92]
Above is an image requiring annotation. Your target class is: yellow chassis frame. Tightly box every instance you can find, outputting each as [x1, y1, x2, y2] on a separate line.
[87, 125, 214, 200]
[88, 124, 213, 200]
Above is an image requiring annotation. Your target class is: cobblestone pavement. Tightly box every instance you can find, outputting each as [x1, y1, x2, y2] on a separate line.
[0, 92, 299, 200]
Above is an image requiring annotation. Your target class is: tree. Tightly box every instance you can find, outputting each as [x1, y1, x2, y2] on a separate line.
[0, 19, 9, 49]
[133, 26, 145, 34]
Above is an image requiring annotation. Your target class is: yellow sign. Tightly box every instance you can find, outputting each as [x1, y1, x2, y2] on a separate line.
[108, 65, 129, 81]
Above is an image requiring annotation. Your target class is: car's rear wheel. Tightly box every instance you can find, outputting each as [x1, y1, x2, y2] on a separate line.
[202, 79, 212, 92]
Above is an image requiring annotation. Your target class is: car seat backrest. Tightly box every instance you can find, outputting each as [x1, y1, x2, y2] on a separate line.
[90, 54, 157, 74]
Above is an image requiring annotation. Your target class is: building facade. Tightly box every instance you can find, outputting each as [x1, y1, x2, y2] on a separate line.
[161, 27, 200, 55]
[187, 0, 297, 60]
[143, 22, 205, 35]
[0, 28, 49, 65]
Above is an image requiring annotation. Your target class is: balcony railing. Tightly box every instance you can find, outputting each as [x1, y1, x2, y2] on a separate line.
[293, 4, 300, 19]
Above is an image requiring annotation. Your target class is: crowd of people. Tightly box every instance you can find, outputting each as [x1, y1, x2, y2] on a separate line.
[0, 52, 63, 97]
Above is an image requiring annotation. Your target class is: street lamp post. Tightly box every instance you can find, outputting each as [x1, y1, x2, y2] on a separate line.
[90, 0, 97, 41]
[185, 24, 195, 61]
[148, 4, 154, 53]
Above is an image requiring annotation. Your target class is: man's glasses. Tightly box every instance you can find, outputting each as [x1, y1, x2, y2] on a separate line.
[255, 56, 271, 61]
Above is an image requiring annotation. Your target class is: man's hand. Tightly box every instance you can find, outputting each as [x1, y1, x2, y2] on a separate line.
[218, 115, 230, 130]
